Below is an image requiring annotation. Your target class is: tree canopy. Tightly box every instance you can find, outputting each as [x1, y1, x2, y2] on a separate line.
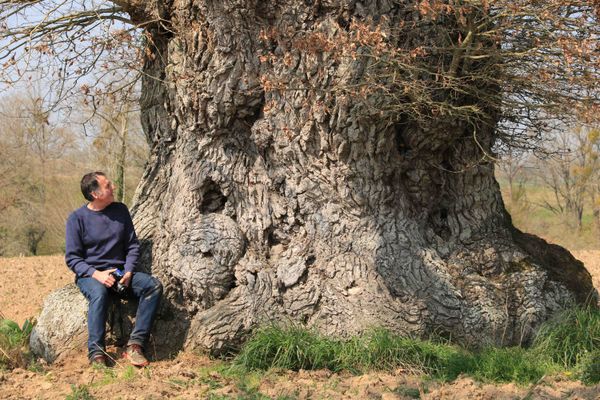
[1, 0, 598, 149]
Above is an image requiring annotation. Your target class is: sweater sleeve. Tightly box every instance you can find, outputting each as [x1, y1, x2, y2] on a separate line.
[122, 205, 140, 274]
[65, 213, 97, 278]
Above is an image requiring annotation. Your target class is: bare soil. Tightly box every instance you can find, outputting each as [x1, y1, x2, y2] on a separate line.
[1, 253, 600, 399]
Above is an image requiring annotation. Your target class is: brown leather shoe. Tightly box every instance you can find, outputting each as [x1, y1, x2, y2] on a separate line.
[90, 354, 108, 367]
[124, 344, 149, 367]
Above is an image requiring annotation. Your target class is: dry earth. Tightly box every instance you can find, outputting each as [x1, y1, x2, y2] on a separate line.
[1, 253, 600, 399]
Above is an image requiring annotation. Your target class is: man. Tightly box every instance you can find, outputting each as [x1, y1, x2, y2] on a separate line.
[65, 171, 162, 367]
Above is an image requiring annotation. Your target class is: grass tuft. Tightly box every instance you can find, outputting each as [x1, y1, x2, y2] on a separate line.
[65, 384, 95, 400]
[532, 307, 600, 368]
[234, 325, 338, 372]
[470, 346, 552, 384]
[579, 349, 600, 385]
[0, 317, 35, 369]
[121, 365, 137, 381]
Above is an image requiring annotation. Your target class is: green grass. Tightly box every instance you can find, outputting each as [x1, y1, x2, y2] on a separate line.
[90, 362, 141, 388]
[0, 317, 35, 369]
[194, 363, 278, 399]
[393, 386, 423, 399]
[234, 308, 600, 386]
[94, 366, 117, 386]
[532, 307, 600, 368]
[65, 384, 95, 400]
[235, 325, 472, 380]
[121, 365, 137, 381]
[470, 346, 552, 384]
[579, 349, 600, 384]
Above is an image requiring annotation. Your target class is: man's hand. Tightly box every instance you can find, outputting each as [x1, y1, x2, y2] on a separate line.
[120, 271, 133, 287]
[92, 268, 117, 288]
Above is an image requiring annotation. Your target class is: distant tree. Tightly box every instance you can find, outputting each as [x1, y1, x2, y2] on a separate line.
[24, 225, 46, 256]
[497, 147, 531, 214]
[0, 91, 77, 254]
[0, 226, 7, 256]
[582, 128, 600, 235]
[0, 139, 25, 214]
[537, 126, 600, 232]
[0, 82, 148, 255]
[83, 85, 148, 204]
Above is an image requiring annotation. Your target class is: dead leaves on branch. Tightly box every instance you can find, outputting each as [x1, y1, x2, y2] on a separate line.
[255, 0, 598, 143]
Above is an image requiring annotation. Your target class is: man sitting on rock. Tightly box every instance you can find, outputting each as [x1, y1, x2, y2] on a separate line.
[65, 171, 162, 367]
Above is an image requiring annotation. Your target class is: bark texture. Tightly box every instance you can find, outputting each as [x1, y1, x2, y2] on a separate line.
[52, 0, 599, 356]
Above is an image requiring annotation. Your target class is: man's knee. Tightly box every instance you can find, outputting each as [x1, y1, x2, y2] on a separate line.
[145, 277, 162, 298]
[89, 290, 111, 308]
[79, 279, 110, 303]
[134, 273, 162, 296]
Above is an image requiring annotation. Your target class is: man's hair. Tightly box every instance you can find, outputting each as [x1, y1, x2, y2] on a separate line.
[80, 171, 106, 202]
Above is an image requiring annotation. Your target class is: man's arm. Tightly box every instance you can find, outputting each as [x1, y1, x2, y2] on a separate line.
[65, 213, 97, 278]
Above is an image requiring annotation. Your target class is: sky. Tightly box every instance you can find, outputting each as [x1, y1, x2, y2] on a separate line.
[0, 0, 139, 112]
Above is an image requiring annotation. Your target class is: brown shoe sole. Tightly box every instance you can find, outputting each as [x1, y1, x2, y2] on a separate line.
[123, 352, 149, 367]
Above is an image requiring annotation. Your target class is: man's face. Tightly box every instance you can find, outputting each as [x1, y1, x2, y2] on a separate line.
[92, 175, 115, 203]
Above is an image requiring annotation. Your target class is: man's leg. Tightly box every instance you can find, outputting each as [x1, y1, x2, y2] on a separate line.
[76, 277, 111, 361]
[128, 272, 162, 347]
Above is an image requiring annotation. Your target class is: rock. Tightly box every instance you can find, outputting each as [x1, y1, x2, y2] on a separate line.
[30, 282, 184, 362]
[29, 284, 87, 363]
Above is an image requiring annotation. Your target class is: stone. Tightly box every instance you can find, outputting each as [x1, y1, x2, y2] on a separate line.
[29, 284, 87, 363]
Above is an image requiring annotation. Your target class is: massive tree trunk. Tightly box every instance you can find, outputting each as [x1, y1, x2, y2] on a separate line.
[122, 0, 595, 354]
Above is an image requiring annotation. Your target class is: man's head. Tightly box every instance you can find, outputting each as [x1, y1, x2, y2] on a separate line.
[81, 172, 114, 204]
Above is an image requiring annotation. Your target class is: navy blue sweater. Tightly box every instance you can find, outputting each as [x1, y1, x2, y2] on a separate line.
[65, 202, 140, 278]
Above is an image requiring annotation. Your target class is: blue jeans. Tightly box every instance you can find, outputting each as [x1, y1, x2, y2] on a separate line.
[76, 272, 162, 360]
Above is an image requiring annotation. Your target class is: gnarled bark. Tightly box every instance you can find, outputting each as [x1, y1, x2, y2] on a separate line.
[122, 0, 597, 354]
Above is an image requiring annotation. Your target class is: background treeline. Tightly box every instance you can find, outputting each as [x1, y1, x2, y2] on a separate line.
[497, 126, 600, 250]
[1, 87, 599, 256]
[0, 88, 148, 256]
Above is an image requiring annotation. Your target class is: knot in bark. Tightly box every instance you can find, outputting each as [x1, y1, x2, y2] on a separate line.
[169, 214, 247, 309]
